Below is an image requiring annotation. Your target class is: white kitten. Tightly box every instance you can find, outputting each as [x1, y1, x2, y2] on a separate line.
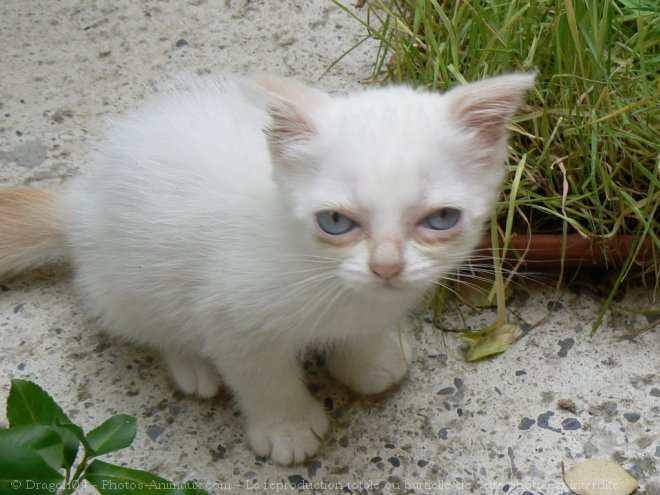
[0, 73, 533, 464]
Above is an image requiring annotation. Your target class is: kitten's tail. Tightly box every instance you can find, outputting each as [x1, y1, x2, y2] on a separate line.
[0, 188, 68, 276]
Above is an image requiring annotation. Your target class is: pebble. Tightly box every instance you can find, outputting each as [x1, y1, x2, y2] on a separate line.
[557, 338, 575, 357]
[288, 474, 307, 486]
[519, 417, 536, 430]
[623, 412, 641, 423]
[537, 411, 561, 433]
[146, 424, 163, 441]
[562, 418, 581, 430]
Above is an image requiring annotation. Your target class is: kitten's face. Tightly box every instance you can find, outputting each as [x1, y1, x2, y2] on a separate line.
[258, 74, 533, 297]
[287, 90, 500, 295]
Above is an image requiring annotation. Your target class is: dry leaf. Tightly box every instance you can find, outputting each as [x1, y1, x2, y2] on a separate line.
[563, 459, 639, 495]
[460, 321, 515, 361]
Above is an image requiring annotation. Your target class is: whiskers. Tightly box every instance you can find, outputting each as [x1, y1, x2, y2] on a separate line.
[279, 253, 343, 264]
[259, 252, 348, 307]
[458, 262, 553, 290]
[275, 258, 352, 341]
[411, 250, 556, 325]
[261, 265, 336, 292]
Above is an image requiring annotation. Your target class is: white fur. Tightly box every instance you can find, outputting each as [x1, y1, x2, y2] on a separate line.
[57, 73, 533, 464]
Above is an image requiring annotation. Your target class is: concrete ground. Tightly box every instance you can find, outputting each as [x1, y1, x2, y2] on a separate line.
[1, 1, 657, 494]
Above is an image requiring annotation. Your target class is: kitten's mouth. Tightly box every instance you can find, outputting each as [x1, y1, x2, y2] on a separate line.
[347, 274, 421, 295]
[375, 278, 414, 292]
[371, 275, 436, 295]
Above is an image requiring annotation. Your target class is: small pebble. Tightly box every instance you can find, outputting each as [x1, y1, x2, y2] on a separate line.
[562, 418, 581, 430]
[557, 338, 574, 357]
[538, 411, 561, 433]
[519, 417, 535, 430]
[288, 474, 306, 486]
[623, 412, 641, 423]
[146, 424, 163, 441]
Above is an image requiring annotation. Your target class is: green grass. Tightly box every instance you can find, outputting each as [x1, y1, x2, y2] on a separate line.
[335, 0, 660, 331]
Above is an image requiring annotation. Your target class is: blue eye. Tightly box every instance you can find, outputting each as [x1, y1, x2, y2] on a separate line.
[422, 208, 461, 230]
[316, 210, 356, 235]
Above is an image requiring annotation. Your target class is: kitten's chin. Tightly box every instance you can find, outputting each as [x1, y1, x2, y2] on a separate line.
[354, 278, 429, 300]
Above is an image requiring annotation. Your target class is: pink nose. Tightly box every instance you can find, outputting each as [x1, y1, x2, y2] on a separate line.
[369, 236, 404, 280]
[369, 260, 403, 280]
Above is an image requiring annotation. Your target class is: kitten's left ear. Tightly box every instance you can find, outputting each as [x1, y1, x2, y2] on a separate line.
[445, 73, 535, 150]
[242, 75, 330, 162]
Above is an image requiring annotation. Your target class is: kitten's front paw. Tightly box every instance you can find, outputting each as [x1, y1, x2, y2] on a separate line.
[247, 402, 329, 465]
[164, 351, 221, 398]
[327, 332, 413, 395]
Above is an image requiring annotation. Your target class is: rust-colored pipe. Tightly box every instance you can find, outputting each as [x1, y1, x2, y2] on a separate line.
[477, 233, 657, 270]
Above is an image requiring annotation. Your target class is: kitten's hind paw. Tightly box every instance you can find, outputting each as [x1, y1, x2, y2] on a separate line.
[247, 403, 329, 465]
[164, 351, 221, 398]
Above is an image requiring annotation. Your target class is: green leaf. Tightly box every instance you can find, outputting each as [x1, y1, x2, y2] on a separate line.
[461, 321, 516, 361]
[86, 415, 137, 456]
[84, 460, 169, 495]
[0, 440, 64, 495]
[55, 421, 88, 448]
[0, 425, 65, 471]
[7, 380, 80, 468]
[7, 380, 73, 427]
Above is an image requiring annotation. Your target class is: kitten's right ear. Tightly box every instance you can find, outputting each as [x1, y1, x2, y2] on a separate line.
[241, 75, 330, 163]
[445, 73, 535, 152]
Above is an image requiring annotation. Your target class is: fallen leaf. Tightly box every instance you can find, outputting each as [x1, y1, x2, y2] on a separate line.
[563, 459, 639, 495]
[460, 321, 515, 361]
